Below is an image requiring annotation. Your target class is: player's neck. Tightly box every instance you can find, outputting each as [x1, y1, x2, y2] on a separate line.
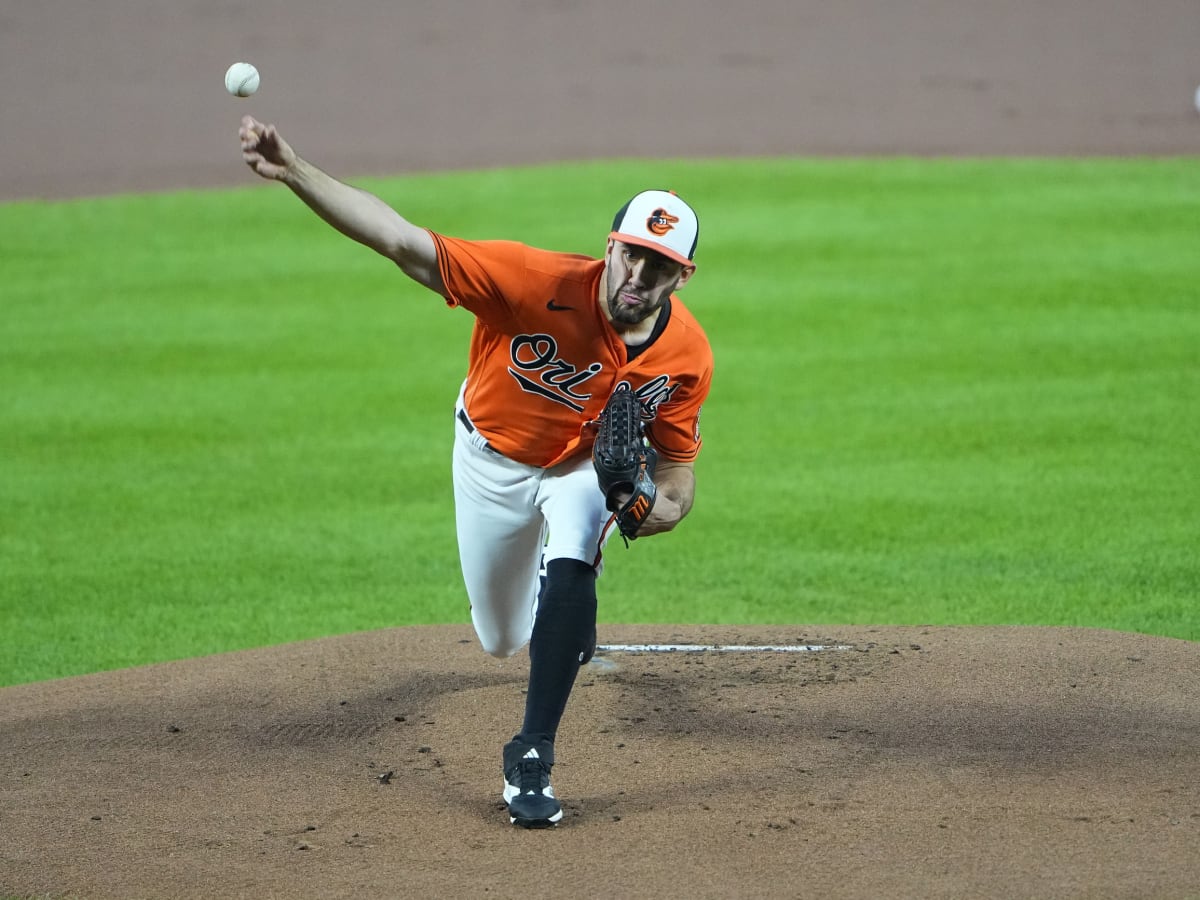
[614, 307, 663, 346]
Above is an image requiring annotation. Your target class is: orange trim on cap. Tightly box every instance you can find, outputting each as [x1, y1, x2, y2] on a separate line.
[609, 232, 696, 269]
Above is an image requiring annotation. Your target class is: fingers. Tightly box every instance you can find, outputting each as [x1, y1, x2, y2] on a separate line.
[236, 116, 294, 181]
[238, 116, 278, 177]
[238, 115, 264, 148]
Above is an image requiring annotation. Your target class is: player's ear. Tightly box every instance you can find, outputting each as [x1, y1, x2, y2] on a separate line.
[676, 265, 696, 288]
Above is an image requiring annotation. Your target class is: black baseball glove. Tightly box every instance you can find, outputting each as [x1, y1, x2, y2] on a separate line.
[592, 385, 658, 541]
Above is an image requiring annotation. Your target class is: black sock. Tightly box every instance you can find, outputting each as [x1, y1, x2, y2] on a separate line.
[516, 558, 597, 746]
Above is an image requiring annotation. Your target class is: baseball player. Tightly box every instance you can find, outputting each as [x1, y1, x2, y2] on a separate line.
[238, 115, 713, 827]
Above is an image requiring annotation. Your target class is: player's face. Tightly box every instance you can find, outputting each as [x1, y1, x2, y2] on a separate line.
[604, 241, 694, 326]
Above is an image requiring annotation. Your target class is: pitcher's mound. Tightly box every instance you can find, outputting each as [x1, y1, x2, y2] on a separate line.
[2, 624, 1197, 899]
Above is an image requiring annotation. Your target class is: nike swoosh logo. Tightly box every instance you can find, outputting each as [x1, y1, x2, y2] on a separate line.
[546, 299, 574, 311]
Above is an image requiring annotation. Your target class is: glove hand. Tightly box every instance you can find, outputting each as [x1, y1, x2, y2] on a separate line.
[592, 385, 658, 542]
[606, 445, 657, 540]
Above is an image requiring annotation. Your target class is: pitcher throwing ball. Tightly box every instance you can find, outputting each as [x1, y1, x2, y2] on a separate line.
[237, 115, 714, 827]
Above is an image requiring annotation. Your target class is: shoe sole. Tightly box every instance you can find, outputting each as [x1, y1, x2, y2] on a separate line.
[510, 811, 563, 828]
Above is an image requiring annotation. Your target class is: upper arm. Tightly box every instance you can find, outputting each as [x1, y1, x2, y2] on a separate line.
[385, 222, 445, 295]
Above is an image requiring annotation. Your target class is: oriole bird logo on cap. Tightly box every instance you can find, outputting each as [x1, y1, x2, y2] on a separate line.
[646, 208, 680, 236]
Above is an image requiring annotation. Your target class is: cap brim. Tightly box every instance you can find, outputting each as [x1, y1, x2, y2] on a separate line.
[609, 232, 696, 269]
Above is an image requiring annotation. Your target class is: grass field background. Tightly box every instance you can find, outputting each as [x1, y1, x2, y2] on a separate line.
[2, 158, 1197, 687]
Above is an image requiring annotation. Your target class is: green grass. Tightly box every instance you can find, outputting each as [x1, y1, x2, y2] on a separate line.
[2, 157, 1197, 686]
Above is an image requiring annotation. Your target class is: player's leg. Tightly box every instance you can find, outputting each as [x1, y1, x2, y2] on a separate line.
[451, 419, 546, 658]
[502, 455, 610, 827]
[513, 454, 612, 745]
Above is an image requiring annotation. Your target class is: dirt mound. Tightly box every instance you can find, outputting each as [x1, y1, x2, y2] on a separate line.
[2, 624, 1197, 898]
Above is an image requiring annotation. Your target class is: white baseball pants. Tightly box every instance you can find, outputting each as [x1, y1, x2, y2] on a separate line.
[452, 396, 612, 658]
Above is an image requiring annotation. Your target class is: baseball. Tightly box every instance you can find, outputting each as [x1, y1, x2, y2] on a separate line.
[224, 62, 260, 98]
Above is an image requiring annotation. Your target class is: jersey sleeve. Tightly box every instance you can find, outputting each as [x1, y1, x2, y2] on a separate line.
[429, 232, 530, 326]
[645, 359, 712, 463]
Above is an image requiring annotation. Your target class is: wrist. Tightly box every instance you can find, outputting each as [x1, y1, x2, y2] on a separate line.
[279, 155, 306, 186]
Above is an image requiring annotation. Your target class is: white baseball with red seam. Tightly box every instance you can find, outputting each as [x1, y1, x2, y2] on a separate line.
[224, 62, 260, 97]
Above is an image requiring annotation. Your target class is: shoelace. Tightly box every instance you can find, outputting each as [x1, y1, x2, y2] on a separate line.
[516, 759, 549, 794]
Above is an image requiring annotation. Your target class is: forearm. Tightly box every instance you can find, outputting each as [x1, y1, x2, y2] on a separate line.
[240, 117, 442, 289]
[284, 158, 408, 256]
[624, 460, 694, 537]
[655, 460, 696, 521]
[282, 158, 441, 287]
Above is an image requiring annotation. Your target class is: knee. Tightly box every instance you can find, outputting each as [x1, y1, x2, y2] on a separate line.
[481, 641, 521, 660]
[475, 621, 534, 659]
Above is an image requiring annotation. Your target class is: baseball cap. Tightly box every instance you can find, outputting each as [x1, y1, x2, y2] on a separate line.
[609, 189, 699, 268]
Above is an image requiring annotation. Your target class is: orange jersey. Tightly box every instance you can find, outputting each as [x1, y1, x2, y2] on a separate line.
[430, 233, 713, 469]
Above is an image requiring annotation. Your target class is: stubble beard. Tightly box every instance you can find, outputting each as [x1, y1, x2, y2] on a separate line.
[607, 283, 665, 326]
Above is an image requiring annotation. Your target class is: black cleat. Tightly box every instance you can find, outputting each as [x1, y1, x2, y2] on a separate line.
[502, 739, 563, 828]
